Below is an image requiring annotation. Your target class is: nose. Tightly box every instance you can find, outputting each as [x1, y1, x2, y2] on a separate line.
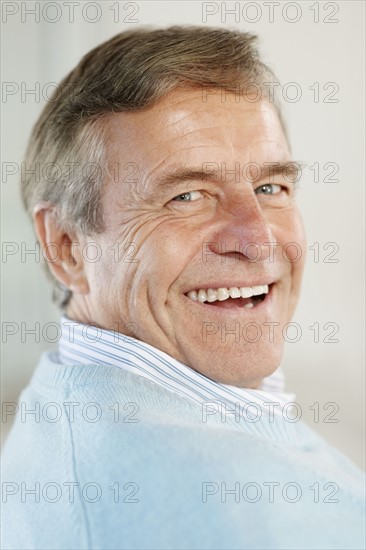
[207, 192, 276, 262]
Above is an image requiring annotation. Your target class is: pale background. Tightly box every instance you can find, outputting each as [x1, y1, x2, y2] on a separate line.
[1, 1, 365, 469]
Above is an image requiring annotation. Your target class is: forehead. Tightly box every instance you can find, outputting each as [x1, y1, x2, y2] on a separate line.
[105, 88, 290, 168]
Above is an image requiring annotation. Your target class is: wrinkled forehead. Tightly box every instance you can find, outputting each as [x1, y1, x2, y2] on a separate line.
[105, 88, 290, 166]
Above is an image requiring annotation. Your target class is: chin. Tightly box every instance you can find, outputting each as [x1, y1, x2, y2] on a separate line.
[188, 345, 284, 388]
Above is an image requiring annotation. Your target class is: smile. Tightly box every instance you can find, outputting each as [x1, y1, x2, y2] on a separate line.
[185, 284, 271, 309]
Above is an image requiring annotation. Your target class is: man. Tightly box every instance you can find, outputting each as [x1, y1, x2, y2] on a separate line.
[2, 27, 364, 549]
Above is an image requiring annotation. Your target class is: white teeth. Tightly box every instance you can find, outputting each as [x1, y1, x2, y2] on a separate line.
[187, 283, 270, 303]
[240, 287, 253, 298]
[251, 285, 264, 296]
[244, 302, 254, 308]
[229, 287, 241, 298]
[217, 288, 230, 301]
[207, 288, 218, 302]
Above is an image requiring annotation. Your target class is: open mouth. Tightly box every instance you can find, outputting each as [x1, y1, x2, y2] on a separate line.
[185, 284, 272, 309]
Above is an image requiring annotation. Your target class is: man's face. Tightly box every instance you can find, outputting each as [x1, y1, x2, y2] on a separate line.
[74, 88, 306, 388]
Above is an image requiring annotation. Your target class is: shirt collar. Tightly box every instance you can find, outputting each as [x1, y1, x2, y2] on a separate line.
[58, 316, 295, 417]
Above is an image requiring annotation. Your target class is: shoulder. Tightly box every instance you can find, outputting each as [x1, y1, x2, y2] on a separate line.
[2, 353, 365, 550]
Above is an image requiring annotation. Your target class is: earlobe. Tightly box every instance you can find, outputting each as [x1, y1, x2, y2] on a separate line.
[32, 204, 89, 295]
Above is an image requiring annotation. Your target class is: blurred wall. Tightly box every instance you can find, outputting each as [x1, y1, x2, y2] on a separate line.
[1, 0, 365, 469]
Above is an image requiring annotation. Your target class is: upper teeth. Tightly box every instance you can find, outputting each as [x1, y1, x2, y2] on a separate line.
[187, 285, 269, 303]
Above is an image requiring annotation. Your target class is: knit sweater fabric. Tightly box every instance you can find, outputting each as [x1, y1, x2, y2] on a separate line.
[2, 352, 365, 550]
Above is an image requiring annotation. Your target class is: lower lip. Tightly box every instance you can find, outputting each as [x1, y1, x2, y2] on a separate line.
[183, 285, 274, 315]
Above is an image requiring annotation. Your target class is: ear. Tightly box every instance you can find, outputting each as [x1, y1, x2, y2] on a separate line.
[33, 203, 89, 295]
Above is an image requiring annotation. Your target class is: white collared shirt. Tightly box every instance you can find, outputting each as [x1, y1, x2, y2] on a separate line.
[57, 317, 295, 418]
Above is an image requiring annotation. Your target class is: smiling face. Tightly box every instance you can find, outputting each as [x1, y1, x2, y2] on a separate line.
[68, 88, 306, 388]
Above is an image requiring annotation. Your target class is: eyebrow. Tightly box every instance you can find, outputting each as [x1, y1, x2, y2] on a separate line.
[153, 161, 304, 192]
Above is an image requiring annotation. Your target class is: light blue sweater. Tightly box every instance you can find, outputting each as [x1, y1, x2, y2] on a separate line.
[2, 352, 365, 549]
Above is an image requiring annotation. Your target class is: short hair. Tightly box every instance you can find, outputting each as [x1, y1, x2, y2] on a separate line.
[21, 26, 285, 306]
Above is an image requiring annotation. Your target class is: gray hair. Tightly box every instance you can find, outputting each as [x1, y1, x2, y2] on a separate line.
[21, 26, 285, 307]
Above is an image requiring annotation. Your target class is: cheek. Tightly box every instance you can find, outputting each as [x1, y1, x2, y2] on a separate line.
[271, 206, 306, 264]
[274, 207, 306, 318]
[83, 244, 128, 301]
[287, 208, 306, 277]
[140, 221, 202, 280]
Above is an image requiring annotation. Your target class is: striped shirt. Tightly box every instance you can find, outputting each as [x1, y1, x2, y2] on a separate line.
[57, 317, 296, 418]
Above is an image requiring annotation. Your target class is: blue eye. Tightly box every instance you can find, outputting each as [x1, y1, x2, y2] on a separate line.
[255, 184, 283, 195]
[172, 191, 203, 202]
[173, 192, 191, 201]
